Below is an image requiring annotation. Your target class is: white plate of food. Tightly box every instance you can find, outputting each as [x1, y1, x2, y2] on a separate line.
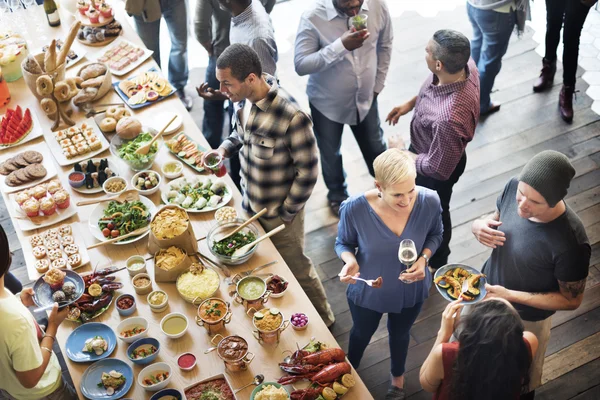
[43, 118, 110, 167]
[93, 38, 153, 76]
[0, 146, 58, 194]
[161, 176, 232, 213]
[0, 105, 44, 151]
[69, 156, 122, 194]
[9, 179, 78, 232]
[88, 195, 156, 245]
[24, 223, 91, 278]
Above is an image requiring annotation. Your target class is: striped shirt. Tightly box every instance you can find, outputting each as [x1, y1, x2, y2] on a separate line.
[410, 59, 480, 181]
[230, 0, 278, 76]
[220, 76, 319, 221]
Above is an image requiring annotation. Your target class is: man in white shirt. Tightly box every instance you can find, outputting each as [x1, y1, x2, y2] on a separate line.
[294, 0, 393, 216]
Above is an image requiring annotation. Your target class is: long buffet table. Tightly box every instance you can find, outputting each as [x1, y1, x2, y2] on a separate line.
[0, 5, 373, 400]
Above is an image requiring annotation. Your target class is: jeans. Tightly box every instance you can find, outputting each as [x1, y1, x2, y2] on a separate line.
[467, 3, 515, 113]
[202, 55, 227, 150]
[133, 0, 189, 91]
[544, 0, 593, 86]
[310, 99, 387, 203]
[411, 148, 467, 270]
[347, 298, 423, 377]
[259, 210, 335, 326]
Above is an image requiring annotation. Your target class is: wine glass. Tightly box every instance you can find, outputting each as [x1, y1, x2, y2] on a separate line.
[0, 1, 10, 27]
[398, 239, 417, 284]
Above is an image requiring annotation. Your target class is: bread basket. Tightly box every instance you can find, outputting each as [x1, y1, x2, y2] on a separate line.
[21, 53, 66, 100]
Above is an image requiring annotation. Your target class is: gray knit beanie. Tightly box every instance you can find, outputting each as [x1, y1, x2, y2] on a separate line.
[518, 151, 575, 207]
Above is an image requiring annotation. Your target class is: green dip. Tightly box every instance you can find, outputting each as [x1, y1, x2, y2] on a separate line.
[238, 277, 265, 300]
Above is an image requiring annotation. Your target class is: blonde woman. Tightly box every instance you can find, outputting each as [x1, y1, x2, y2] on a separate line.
[337, 149, 443, 400]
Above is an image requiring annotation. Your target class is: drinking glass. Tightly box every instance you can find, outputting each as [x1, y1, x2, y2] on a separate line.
[398, 239, 417, 284]
[0, 1, 10, 27]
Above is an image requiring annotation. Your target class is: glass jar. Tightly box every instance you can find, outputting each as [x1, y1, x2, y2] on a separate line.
[0, 67, 11, 106]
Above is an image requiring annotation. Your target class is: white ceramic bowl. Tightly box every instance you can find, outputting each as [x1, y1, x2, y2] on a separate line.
[138, 362, 172, 392]
[116, 316, 149, 343]
[265, 275, 288, 298]
[160, 312, 188, 339]
[132, 273, 153, 295]
[161, 160, 183, 179]
[290, 312, 309, 331]
[102, 176, 127, 196]
[131, 170, 162, 196]
[126, 255, 147, 277]
[147, 290, 168, 313]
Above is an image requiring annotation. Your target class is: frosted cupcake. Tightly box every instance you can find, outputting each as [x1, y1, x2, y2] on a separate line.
[87, 8, 100, 24]
[98, 2, 112, 18]
[40, 197, 57, 216]
[53, 189, 70, 209]
[21, 198, 40, 217]
[32, 185, 48, 200]
[43, 268, 66, 291]
[46, 179, 62, 195]
[77, 0, 90, 15]
[15, 191, 31, 205]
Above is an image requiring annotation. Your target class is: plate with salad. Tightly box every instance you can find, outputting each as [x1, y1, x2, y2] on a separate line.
[88, 195, 157, 245]
[160, 176, 232, 213]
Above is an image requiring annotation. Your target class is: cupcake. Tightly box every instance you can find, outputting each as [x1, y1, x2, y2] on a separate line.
[87, 8, 99, 24]
[30, 235, 44, 247]
[21, 199, 40, 218]
[77, 0, 90, 15]
[15, 191, 31, 205]
[53, 189, 70, 209]
[99, 2, 112, 18]
[46, 179, 62, 195]
[43, 268, 66, 291]
[35, 259, 50, 274]
[52, 259, 67, 269]
[61, 235, 74, 245]
[44, 229, 59, 241]
[40, 197, 57, 216]
[32, 185, 47, 200]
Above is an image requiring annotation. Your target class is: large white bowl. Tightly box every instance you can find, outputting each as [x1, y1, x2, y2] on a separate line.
[88, 195, 157, 245]
[138, 362, 172, 392]
[116, 316, 149, 344]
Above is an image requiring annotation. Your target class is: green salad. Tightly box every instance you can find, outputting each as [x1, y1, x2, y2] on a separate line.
[98, 200, 150, 239]
[212, 231, 256, 257]
[117, 132, 158, 170]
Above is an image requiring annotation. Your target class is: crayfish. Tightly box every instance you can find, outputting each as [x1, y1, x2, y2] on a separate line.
[278, 347, 350, 386]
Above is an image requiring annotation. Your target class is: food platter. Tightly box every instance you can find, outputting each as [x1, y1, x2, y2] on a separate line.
[112, 67, 176, 109]
[42, 118, 110, 167]
[88, 195, 157, 245]
[70, 156, 123, 194]
[0, 146, 58, 194]
[433, 263, 487, 304]
[161, 176, 232, 213]
[0, 106, 44, 151]
[80, 358, 133, 400]
[93, 38, 154, 76]
[32, 269, 85, 309]
[65, 322, 117, 362]
[184, 373, 238, 400]
[165, 133, 207, 172]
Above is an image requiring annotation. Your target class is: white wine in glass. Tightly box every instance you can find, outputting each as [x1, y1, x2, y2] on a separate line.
[398, 239, 417, 284]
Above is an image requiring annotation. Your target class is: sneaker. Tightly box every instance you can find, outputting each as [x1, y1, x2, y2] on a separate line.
[385, 385, 406, 400]
[177, 90, 193, 111]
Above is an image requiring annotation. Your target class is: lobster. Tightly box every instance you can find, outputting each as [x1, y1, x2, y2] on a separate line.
[278, 362, 351, 385]
[279, 348, 346, 374]
[290, 387, 324, 400]
[78, 293, 113, 313]
[81, 266, 125, 287]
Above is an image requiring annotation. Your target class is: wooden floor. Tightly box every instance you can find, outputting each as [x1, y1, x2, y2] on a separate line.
[2, 4, 600, 400]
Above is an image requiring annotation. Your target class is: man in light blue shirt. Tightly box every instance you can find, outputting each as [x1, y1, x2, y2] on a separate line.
[294, 0, 393, 216]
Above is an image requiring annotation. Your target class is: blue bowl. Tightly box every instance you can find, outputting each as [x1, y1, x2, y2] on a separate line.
[434, 263, 487, 304]
[127, 337, 160, 365]
[150, 388, 183, 400]
[251, 382, 289, 399]
[68, 171, 86, 188]
[116, 294, 137, 316]
[80, 358, 133, 400]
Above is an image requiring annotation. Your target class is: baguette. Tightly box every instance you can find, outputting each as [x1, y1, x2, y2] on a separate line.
[57, 21, 81, 66]
[44, 39, 57, 73]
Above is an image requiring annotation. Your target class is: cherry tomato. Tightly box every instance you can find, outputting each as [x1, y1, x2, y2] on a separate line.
[107, 222, 115, 230]
[111, 230, 120, 238]
[102, 228, 111, 237]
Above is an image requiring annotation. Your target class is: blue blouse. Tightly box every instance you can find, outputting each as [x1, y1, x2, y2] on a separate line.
[335, 188, 444, 313]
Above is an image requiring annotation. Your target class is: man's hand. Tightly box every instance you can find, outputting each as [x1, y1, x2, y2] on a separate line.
[200, 42, 214, 57]
[400, 257, 427, 282]
[20, 287, 35, 307]
[196, 82, 228, 101]
[341, 29, 369, 51]
[339, 260, 360, 284]
[386, 103, 412, 126]
[484, 283, 512, 300]
[472, 218, 505, 248]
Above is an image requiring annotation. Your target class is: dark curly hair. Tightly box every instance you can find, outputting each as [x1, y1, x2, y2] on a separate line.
[450, 300, 531, 400]
[0, 224, 10, 278]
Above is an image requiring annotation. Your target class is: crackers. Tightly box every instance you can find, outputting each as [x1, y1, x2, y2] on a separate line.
[0, 150, 46, 187]
[151, 207, 189, 240]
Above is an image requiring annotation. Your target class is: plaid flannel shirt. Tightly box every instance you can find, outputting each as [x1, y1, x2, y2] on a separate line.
[220, 77, 319, 221]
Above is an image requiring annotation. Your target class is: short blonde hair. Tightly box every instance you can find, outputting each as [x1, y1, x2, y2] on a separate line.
[373, 149, 416, 188]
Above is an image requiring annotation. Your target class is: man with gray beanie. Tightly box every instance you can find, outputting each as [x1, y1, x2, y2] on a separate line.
[471, 150, 590, 399]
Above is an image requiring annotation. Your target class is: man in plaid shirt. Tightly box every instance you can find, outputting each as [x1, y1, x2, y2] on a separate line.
[216, 44, 335, 326]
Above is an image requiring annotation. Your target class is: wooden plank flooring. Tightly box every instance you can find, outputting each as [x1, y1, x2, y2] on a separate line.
[2, 4, 600, 400]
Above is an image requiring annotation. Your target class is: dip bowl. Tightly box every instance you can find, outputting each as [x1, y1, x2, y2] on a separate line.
[230, 275, 271, 315]
[204, 334, 254, 373]
[195, 297, 232, 335]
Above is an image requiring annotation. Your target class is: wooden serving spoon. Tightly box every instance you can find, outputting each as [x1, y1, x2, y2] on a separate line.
[87, 226, 150, 249]
[231, 224, 285, 259]
[134, 115, 177, 155]
[76, 189, 139, 207]
[214, 208, 267, 242]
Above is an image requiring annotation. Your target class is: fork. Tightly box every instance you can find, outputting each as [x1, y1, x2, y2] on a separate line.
[338, 274, 376, 287]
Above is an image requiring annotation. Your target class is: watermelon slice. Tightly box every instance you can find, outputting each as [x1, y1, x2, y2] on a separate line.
[0, 107, 33, 147]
